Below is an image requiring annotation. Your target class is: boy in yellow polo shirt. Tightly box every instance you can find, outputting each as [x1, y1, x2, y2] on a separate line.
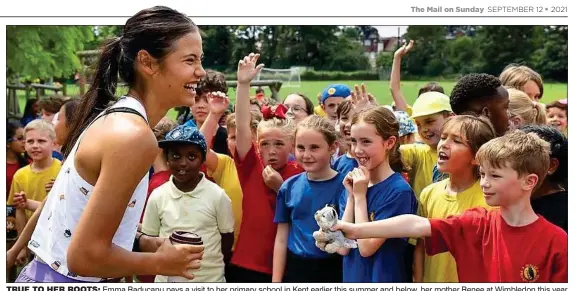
[7, 120, 61, 228]
[7, 119, 62, 263]
[401, 92, 453, 200]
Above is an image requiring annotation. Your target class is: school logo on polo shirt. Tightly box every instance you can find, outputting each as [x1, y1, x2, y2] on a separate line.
[520, 264, 539, 282]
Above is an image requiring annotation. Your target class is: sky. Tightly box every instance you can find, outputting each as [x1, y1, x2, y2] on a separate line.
[374, 26, 408, 38]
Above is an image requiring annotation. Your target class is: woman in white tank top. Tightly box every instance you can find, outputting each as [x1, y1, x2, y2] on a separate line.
[15, 6, 207, 283]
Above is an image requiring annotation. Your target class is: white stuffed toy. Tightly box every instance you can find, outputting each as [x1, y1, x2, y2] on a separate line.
[313, 205, 357, 254]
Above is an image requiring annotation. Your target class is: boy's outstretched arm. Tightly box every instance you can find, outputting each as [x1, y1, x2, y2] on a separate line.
[235, 53, 264, 161]
[389, 40, 413, 112]
[332, 214, 431, 240]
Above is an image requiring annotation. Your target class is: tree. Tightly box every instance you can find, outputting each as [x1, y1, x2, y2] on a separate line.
[376, 51, 393, 71]
[199, 26, 233, 72]
[403, 26, 447, 76]
[6, 25, 94, 80]
[476, 26, 538, 76]
[342, 26, 362, 40]
[532, 26, 567, 82]
[86, 26, 122, 50]
[322, 34, 370, 71]
[231, 26, 263, 69]
[446, 36, 481, 75]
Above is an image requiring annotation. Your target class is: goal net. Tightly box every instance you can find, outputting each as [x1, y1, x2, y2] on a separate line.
[256, 67, 302, 88]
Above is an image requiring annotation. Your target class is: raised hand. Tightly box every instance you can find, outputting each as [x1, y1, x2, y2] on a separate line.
[207, 91, 230, 116]
[237, 53, 265, 85]
[394, 39, 414, 58]
[350, 84, 374, 113]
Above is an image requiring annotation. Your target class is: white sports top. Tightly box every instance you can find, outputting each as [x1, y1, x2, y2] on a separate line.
[29, 97, 149, 282]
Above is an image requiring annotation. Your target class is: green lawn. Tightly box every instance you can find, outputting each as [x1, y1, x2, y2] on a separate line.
[258, 80, 567, 106]
[13, 81, 567, 120]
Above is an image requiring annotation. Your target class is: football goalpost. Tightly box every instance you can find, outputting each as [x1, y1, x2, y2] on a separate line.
[256, 67, 302, 88]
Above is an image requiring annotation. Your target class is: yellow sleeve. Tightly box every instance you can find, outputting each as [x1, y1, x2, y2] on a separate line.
[50, 159, 62, 176]
[417, 186, 431, 218]
[400, 144, 417, 169]
[207, 154, 227, 185]
[7, 169, 25, 205]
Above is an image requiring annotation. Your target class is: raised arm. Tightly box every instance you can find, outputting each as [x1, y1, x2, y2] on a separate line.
[201, 92, 229, 172]
[389, 40, 413, 112]
[235, 53, 264, 160]
[67, 118, 201, 279]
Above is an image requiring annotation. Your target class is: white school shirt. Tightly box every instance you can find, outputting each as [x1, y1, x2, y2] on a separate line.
[141, 174, 235, 283]
[29, 97, 149, 282]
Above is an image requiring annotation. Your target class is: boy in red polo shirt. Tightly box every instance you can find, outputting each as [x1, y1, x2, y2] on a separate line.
[329, 131, 567, 283]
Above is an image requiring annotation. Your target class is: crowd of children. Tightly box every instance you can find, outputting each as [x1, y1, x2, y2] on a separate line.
[6, 39, 568, 284]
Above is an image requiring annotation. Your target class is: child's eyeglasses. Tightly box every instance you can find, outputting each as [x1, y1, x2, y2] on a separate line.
[286, 106, 304, 113]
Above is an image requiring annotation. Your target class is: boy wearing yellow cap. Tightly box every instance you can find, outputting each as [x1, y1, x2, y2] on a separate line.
[400, 92, 454, 200]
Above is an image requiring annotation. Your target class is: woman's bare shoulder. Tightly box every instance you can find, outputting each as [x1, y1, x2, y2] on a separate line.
[74, 113, 157, 184]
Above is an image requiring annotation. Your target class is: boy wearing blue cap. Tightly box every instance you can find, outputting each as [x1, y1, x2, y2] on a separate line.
[141, 125, 235, 283]
[321, 84, 350, 122]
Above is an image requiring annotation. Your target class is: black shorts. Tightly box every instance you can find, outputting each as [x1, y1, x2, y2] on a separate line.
[225, 263, 272, 283]
[283, 250, 342, 283]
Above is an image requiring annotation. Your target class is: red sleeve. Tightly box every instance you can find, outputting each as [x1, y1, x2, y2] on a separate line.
[551, 236, 568, 282]
[281, 162, 304, 180]
[234, 143, 260, 182]
[425, 216, 462, 256]
[425, 207, 487, 257]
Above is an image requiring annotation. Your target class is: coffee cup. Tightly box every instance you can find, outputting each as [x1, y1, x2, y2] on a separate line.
[167, 231, 203, 283]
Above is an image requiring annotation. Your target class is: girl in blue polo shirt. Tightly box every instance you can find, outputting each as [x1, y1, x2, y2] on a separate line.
[339, 106, 417, 283]
[273, 115, 345, 283]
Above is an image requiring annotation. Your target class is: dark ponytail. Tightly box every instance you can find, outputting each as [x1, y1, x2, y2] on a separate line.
[62, 37, 122, 158]
[389, 142, 408, 174]
[61, 6, 197, 159]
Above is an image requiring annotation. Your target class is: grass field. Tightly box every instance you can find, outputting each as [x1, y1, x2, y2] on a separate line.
[14, 81, 568, 120]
